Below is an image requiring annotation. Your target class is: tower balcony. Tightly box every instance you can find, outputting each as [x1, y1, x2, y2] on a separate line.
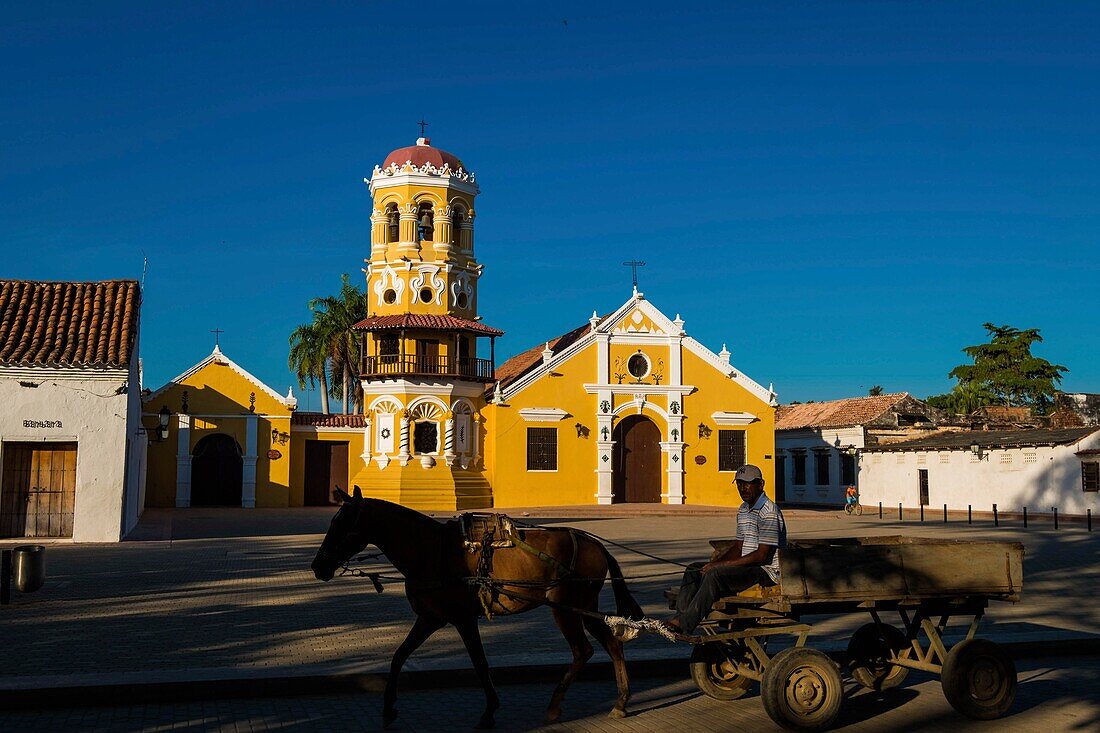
[360, 355, 495, 383]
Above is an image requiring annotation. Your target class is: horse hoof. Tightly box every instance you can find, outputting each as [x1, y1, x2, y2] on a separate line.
[474, 716, 496, 730]
[545, 709, 561, 724]
[383, 709, 398, 729]
[608, 708, 627, 719]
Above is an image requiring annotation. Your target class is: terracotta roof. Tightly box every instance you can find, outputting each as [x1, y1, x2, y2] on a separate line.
[0, 279, 140, 368]
[865, 427, 1099, 452]
[493, 314, 612, 390]
[291, 412, 367, 428]
[353, 313, 503, 336]
[776, 393, 910, 430]
[382, 139, 464, 170]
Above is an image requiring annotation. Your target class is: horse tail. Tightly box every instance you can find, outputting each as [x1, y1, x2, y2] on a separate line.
[599, 544, 643, 620]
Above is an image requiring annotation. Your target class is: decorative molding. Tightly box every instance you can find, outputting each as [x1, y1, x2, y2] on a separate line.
[711, 411, 759, 426]
[518, 407, 569, 423]
[145, 345, 295, 408]
[584, 384, 695, 395]
[682, 337, 774, 406]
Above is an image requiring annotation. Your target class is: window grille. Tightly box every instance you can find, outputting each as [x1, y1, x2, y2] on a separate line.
[527, 428, 557, 471]
[718, 430, 747, 472]
[896, 454, 905, 464]
[1000, 453, 1013, 464]
[1024, 453, 1038, 464]
[1082, 462, 1099, 492]
[413, 422, 438, 454]
[917, 453, 927, 465]
[939, 453, 950, 464]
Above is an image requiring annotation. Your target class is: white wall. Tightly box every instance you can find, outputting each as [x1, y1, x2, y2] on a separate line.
[858, 432, 1100, 516]
[0, 367, 135, 542]
[777, 426, 864, 505]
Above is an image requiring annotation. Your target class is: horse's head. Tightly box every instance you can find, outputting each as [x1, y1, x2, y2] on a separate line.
[311, 485, 370, 581]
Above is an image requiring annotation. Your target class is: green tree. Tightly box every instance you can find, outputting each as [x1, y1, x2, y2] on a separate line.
[868, 385, 883, 396]
[948, 323, 1067, 412]
[288, 319, 330, 415]
[309, 274, 368, 414]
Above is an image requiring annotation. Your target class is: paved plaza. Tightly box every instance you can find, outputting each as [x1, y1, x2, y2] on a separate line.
[3, 655, 1097, 732]
[1, 506, 1096, 693]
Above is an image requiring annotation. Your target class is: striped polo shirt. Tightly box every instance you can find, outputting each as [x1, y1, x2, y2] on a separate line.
[736, 492, 787, 583]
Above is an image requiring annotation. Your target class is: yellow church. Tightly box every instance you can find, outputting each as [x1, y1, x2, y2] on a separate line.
[143, 137, 777, 510]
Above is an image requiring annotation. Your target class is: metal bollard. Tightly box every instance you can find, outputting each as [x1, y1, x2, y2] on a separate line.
[879, 502, 882, 519]
[968, 504, 972, 525]
[993, 504, 998, 527]
[899, 503, 903, 521]
[1088, 509, 1092, 532]
[12, 546, 45, 593]
[944, 504, 948, 523]
[920, 504, 924, 522]
[1023, 506, 1028, 528]
[1054, 507, 1058, 530]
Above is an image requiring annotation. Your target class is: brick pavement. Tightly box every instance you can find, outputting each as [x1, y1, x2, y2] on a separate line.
[0, 507, 1097, 689]
[1, 655, 1096, 732]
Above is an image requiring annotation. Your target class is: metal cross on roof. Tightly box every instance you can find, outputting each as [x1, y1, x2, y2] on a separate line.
[622, 260, 647, 288]
[417, 118, 429, 136]
[210, 328, 224, 347]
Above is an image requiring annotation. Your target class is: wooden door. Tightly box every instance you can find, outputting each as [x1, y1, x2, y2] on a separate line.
[612, 416, 662, 503]
[1, 442, 77, 538]
[416, 339, 439, 374]
[190, 434, 243, 507]
[776, 455, 786, 502]
[304, 441, 348, 506]
[918, 469, 930, 506]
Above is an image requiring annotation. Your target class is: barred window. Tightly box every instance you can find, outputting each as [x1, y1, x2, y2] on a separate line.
[527, 428, 557, 471]
[1083, 462, 1099, 493]
[793, 452, 807, 485]
[413, 421, 438, 454]
[814, 452, 830, 485]
[718, 430, 746, 472]
[841, 453, 856, 486]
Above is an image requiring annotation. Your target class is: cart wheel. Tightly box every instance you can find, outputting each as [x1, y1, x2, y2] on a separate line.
[847, 623, 909, 690]
[690, 643, 753, 700]
[761, 647, 844, 731]
[940, 638, 1017, 720]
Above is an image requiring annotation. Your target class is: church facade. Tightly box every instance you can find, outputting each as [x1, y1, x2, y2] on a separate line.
[143, 137, 777, 510]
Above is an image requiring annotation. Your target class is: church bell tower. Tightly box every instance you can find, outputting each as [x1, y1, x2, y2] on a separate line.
[352, 135, 501, 510]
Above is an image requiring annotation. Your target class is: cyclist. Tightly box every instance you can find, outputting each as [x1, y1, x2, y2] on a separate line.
[845, 485, 859, 509]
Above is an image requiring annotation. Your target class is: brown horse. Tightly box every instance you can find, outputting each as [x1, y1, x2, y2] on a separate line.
[310, 487, 643, 729]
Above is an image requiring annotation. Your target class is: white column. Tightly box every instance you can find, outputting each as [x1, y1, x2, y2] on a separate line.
[595, 390, 614, 504]
[242, 414, 258, 508]
[399, 414, 411, 466]
[662, 441, 685, 504]
[175, 414, 192, 507]
[362, 416, 373, 462]
[443, 417, 456, 466]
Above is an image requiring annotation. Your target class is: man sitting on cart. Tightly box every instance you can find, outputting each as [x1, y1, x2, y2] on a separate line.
[667, 464, 786, 634]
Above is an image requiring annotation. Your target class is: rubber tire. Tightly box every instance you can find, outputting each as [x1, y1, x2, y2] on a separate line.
[847, 623, 910, 691]
[690, 643, 753, 700]
[940, 638, 1017, 720]
[854, 504, 863, 516]
[761, 647, 844, 731]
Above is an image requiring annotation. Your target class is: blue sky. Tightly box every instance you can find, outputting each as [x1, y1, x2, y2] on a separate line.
[2, 2, 1097, 410]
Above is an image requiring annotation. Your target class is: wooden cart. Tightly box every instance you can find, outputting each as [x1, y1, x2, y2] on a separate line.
[665, 536, 1024, 731]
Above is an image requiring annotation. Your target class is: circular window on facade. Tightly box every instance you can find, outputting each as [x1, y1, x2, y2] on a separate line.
[627, 352, 650, 380]
[456, 292, 469, 309]
[419, 287, 434, 304]
[382, 289, 397, 304]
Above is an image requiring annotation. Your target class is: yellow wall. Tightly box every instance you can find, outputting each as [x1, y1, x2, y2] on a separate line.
[287, 428, 366, 506]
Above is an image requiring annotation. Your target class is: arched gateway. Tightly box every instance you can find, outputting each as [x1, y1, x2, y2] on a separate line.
[611, 415, 662, 503]
[190, 433, 243, 507]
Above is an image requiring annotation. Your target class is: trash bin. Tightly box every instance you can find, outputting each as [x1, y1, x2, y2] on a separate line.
[13, 545, 45, 593]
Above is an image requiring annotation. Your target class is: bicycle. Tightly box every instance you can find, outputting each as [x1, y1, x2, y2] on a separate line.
[844, 501, 863, 516]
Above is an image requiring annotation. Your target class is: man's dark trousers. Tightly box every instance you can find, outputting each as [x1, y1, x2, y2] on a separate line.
[674, 562, 774, 634]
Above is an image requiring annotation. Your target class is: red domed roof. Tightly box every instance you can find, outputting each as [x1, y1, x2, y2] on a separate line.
[382, 138, 464, 170]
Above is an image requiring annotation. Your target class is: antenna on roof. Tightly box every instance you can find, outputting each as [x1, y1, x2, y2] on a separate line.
[140, 251, 148, 290]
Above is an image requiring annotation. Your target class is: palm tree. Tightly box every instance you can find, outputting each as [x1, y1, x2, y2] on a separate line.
[288, 320, 330, 415]
[310, 274, 368, 414]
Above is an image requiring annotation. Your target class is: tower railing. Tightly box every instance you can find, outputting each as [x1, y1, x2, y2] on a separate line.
[360, 355, 495, 382]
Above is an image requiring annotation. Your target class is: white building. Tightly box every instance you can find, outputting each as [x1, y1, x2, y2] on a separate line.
[858, 427, 1100, 516]
[0, 279, 146, 542]
[775, 393, 942, 505]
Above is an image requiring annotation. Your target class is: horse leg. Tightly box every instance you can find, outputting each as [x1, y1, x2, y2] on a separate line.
[583, 614, 630, 718]
[383, 614, 446, 728]
[545, 608, 593, 724]
[454, 618, 500, 729]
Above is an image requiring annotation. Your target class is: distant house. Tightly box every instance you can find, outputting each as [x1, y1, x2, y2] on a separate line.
[775, 393, 942, 505]
[0, 279, 145, 541]
[1050, 393, 1100, 428]
[858, 427, 1100, 516]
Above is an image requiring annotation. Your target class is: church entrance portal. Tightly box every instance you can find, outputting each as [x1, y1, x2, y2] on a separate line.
[190, 434, 243, 507]
[304, 441, 349, 506]
[612, 415, 662, 503]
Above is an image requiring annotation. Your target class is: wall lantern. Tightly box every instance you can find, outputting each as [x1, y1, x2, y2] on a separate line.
[574, 422, 590, 438]
[844, 445, 858, 457]
[156, 405, 171, 442]
[970, 443, 982, 458]
[271, 428, 290, 445]
[698, 423, 712, 440]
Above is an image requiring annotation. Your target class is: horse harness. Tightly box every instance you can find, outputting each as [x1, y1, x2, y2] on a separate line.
[460, 512, 580, 619]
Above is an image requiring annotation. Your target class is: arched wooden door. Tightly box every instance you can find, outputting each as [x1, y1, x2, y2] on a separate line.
[190, 434, 243, 507]
[612, 415, 663, 503]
